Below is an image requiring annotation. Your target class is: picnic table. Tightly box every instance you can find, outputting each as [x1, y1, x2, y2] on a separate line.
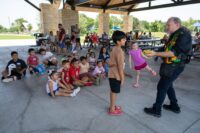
[99, 38, 163, 54]
[122, 38, 162, 54]
[133, 38, 162, 49]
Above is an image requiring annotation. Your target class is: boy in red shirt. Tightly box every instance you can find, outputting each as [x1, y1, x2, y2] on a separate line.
[27, 48, 39, 74]
[69, 58, 92, 87]
[61, 60, 78, 91]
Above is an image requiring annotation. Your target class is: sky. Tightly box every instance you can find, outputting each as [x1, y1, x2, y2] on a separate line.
[0, 0, 200, 30]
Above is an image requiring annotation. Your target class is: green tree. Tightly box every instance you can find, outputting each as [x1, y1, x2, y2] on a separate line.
[132, 17, 140, 30]
[140, 20, 150, 31]
[27, 24, 33, 32]
[0, 25, 8, 33]
[182, 18, 200, 31]
[10, 18, 28, 33]
[94, 15, 99, 33]
[79, 13, 95, 35]
[109, 16, 123, 29]
[150, 20, 165, 32]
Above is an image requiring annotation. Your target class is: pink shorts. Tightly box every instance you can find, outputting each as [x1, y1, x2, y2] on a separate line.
[134, 62, 147, 70]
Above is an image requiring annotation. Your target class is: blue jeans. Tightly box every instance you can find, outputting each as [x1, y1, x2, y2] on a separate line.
[153, 65, 185, 111]
[59, 42, 66, 49]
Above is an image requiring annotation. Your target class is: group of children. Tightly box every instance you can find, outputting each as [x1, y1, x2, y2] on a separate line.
[1, 30, 157, 116]
[1, 45, 109, 98]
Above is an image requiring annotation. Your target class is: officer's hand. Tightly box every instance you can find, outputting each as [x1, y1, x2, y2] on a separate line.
[146, 51, 156, 57]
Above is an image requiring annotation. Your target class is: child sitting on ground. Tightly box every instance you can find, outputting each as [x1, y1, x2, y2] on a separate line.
[39, 48, 58, 68]
[69, 58, 92, 87]
[128, 43, 157, 88]
[27, 48, 39, 75]
[79, 56, 96, 84]
[1, 51, 27, 82]
[98, 46, 110, 76]
[40, 40, 51, 51]
[93, 60, 106, 80]
[88, 52, 96, 71]
[61, 60, 80, 91]
[57, 60, 65, 79]
[86, 48, 92, 60]
[46, 70, 80, 97]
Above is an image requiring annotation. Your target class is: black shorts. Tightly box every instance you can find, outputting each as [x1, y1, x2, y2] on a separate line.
[109, 78, 121, 93]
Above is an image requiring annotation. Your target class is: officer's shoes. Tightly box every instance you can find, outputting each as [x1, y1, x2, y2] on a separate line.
[163, 104, 181, 113]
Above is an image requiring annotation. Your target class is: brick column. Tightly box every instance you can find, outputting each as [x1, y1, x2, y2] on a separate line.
[40, 1, 78, 35]
[59, 9, 79, 34]
[40, 2, 60, 34]
[123, 15, 133, 33]
[98, 13, 109, 36]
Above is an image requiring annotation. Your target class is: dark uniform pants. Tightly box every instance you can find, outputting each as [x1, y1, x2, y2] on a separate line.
[153, 65, 185, 111]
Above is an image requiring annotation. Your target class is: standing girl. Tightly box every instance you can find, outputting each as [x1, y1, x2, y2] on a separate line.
[129, 43, 156, 88]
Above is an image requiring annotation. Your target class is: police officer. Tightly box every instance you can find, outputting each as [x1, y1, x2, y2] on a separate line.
[144, 17, 192, 117]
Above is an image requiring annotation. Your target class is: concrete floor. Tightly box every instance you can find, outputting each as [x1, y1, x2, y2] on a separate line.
[0, 46, 200, 133]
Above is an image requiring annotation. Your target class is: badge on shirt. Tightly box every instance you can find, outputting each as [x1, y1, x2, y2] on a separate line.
[17, 62, 21, 65]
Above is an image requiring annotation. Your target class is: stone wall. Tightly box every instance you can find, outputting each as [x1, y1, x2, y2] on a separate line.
[59, 9, 79, 34]
[40, 3, 60, 35]
[123, 15, 133, 33]
[40, 2, 78, 35]
[98, 13, 110, 36]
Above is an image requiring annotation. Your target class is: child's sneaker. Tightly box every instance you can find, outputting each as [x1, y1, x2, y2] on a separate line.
[2, 78, 13, 83]
[70, 92, 76, 97]
[74, 87, 80, 95]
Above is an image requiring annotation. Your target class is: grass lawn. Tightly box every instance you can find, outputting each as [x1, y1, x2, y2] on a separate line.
[0, 34, 34, 40]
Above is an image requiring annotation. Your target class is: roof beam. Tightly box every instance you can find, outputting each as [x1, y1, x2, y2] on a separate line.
[102, 0, 112, 12]
[128, 4, 135, 11]
[172, 0, 184, 3]
[24, 0, 41, 11]
[149, 1, 151, 7]
[105, 0, 154, 9]
[130, 0, 200, 12]
[104, 0, 112, 7]
[77, 4, 128, 13]
[127, 4, 136, 13]
[171, 0, 177, 3]
[48, 0, 53, 4]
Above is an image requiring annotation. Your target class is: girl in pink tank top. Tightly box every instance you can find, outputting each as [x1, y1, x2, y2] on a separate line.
[128, 43, 156, 88]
